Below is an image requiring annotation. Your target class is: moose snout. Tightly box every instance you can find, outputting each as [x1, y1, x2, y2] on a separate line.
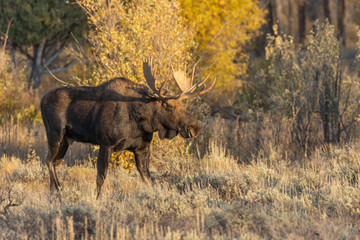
[179, 121, 199, 138]
[187, 122, 199, 138]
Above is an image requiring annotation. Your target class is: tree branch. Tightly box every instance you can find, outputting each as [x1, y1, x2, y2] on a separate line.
[44, 42, 67, 66]
[42, 60, 78, 76]
[18, 47, 34, 61]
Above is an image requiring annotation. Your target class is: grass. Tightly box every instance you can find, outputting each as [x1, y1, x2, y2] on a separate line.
[1, 121, 360, 239]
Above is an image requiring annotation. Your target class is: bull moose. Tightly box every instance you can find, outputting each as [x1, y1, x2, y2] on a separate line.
[41, 61, 215, 197]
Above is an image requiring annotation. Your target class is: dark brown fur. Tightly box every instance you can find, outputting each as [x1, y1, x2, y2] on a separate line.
[40, 77, 199, 197]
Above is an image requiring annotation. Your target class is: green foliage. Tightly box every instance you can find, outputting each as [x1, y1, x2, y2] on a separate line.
[179, 0, 266, 93]
[0, 0, 88, 88]
[0, 0, 87, 47]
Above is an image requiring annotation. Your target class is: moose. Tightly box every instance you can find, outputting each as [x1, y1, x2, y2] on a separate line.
[41, 61, 215, 197]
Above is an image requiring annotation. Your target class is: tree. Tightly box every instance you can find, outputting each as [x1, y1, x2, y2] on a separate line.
[75, 0, 195, 86]
[0, 0, 87, 88]
[260, 0, 358, 45]
[179, 0, 266, 94]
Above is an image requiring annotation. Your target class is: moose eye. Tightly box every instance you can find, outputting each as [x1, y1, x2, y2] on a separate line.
[167, 104, 175, 110]
[163, 102, 175, 111]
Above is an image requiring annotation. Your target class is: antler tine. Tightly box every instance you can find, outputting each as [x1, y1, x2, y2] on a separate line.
[174, 85, 197, 99]
[183, 72, 211, 95]
[158, 73, 173, 98]
[199, 77, 216, 94]
[190, 62, 199, 86]
[143, 60, 159, 95]
[198, 72, 211, 88]
[179, 77, 216, 100]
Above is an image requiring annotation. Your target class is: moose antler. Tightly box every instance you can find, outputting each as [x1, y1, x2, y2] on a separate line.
[173, 65, 216, 100]
[142, 60, 215, 100]
[143, 60, 169, 98]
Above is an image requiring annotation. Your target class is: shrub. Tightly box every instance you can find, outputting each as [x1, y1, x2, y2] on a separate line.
[0, 49, 41, 125]
[75, 0, 195, 86]
[265, 20, 360, 155]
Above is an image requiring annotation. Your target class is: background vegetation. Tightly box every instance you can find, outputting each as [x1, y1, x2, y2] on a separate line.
[0, 0, 87, 88]
[1, 0, 360, 239]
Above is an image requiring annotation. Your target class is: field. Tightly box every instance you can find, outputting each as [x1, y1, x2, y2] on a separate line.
[1, 118, 360, 239]
[1, 0, 360, 238]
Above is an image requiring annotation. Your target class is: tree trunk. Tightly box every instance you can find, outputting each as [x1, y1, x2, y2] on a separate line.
[337, 0, 345, 45]
[28, 40, 45, 89]
[268, 0, 276, 35]
[323, 0, 330, 20]
[298, 2, 306, 42]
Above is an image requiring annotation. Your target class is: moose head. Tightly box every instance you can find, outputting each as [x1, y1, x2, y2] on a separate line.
[142, 60, 215, 140]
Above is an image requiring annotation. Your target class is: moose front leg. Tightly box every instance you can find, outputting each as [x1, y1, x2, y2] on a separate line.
[96, 146, 112, 199]
[133, 147, 152, 184]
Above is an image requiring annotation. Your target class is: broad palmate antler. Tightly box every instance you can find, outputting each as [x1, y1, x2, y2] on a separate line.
[143, 60, 215, 100]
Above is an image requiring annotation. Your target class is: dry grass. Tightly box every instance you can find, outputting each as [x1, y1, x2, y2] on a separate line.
[0, 121, 96, 166]
[1, 121, 360, 239]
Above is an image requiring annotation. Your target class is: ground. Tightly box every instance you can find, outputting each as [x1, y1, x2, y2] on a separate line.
[0, 121, 360, 239]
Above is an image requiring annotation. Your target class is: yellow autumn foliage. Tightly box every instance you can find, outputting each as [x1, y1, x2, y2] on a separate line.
[179, 0, 266, 93]
[0, 50, 41, 124]
[76, 0, 196, 86]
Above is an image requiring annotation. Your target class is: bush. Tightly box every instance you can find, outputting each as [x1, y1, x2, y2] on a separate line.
[0, 50, 41, 125]
[75, 0, 195, 86]
[265, 20, 360, 155]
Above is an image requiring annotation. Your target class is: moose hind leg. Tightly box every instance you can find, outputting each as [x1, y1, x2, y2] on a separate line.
[55, 138, 69, 166]
[52, 138, 69, 189]
[45, 127, 66, 193]
[96, 146, 112, 199]
[46, 141, 62, 192]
